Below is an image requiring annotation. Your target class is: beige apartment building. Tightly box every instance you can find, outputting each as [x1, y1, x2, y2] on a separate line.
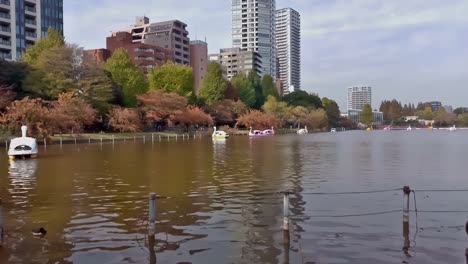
[209, 47, 262, 80]
[189, 40, 208, 95]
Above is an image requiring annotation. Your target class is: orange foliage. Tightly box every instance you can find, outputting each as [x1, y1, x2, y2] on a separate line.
[0, 97, 51, 138]
[50, 92, 96, 134]
[236, 109, 279, 129]
[108, 107, 142, 132]
[137, 90, 187, 123]
[173, 106, 213, 130]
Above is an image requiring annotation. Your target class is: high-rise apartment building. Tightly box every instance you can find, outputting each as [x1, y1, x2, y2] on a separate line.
[347, 86, 372, 110]
[0, 0, 63, 60]
[113, 17, 190, 65]
[275, 8, 300, 95]
[232, 0, 276, 78]
[190, 40, 208, 95]
[209, 47, 262, 80]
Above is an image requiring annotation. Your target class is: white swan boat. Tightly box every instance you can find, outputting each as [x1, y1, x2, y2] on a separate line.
[448, 125, 457, 132]
[8, 125, 38, 160]
[297, 126, 308, 134]
[212, 126, 229, 139]
[407, 125, 412, 131]
[249, 127, 275, 136]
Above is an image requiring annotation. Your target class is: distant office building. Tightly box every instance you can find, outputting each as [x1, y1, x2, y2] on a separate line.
[209, 47, 262, 80]
[190, 40, 208, 95]
[275, 7, 300, 95]
[348, 86, 372, 111]
[348, 109, 384, 125]
[0, 0, 63, 60]
[428, 101, 442, 112]
[232, 0, 276, 78]
[113, 16, 190, 65]
[105, 31, 172, 73]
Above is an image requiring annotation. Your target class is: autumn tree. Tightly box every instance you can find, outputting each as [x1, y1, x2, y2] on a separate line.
[104, 48, 148, 107]
[173, 106, 214, 131]
[137, 90, 187, 128]
[236, 109, 279, 129]
[0, 97, 51, 138]
[360, 104, 373, 125]
[198, 62, 227, 104]
[262, 95, 291, 126]
[108, 107, 142, 132]
[50, 92, 96, 134]
[224, 81, 239, 101]
[303, 109, 329, 130]
[148, 61, 194, 97]
[231, 73, 256, 108]
[204, 99, 247, 126]
[282, 90, 323, 109]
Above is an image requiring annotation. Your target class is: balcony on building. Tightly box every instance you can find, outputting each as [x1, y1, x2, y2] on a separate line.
[25, 5, 37, 15]
[25, 18, 36, 28]
[25, 31, 37, 40]
[0, 11, 9, 23]
[0, 0, 10, 8]
[0, 51, 11, 60]
[0, 24, 10, 36]
[0, 37, 10, 48]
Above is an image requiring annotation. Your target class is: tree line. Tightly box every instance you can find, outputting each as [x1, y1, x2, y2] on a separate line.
[379, 99, 468, 126]
[0, 28, 350, 138]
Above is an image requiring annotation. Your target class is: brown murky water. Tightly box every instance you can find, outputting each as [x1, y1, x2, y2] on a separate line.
[0, 130, 467, 264]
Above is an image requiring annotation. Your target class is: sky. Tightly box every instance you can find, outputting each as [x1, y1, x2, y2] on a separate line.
[64, 0, 468, 110]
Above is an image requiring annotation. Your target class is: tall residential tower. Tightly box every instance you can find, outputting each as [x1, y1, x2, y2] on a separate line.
[347, 86, 372, 110]
[0, 0, 63, 60]
[232, 0, 276, 78]
[275, 8, 300, 95]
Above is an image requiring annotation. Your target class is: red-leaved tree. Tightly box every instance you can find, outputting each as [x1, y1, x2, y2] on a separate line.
[108, 107, 142, 132]
[172, 106, 214, 131]
[236, 109, 279, 130]
[204, 99, 247, 126]
[137, 90, 187, 127]
[50, 92, 96, 134]
[0, 97, 51, 138]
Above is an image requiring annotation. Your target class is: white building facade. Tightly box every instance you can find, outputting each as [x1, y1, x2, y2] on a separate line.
[232, 0, 276, 79]
[275, 7, 300, 95]
[347, 86, 372, 111]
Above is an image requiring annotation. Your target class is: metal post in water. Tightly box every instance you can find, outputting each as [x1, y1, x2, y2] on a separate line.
[152, 133, 154, 144]
[143, 136, 146, 144]
[60, 137, 63, 147]
[176, 134, 178, 141]
[74, 137, 77, 145]
[148, 193, 156, 235]
[403, 186, 410, 224]
[100, 137, 103, 146]
[159, 135, 161, 142]
[112, 135, 115, 145]
[43, 138, 47, 149]
[283, 192, 290, 231]
[88, 137, 91, 144]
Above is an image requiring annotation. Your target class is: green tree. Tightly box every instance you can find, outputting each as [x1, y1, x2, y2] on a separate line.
[148, 61, 193, 97]
[22, 27, 65, 65]
[415, 106, 434, 120]
[458, 113, 468, 126]
[262, 95, 291, 126]
[0, 60, 28, 95]
[282, 90, 323, 109]
[104, 48, 148, 107]
[198, 62, 227, 104]
[322, 97, 340, 128]
[360, 104, 373, 125]
[261, 74, 278, 99]
[248, 71, 264, 109]
[231, 73, 255, 108]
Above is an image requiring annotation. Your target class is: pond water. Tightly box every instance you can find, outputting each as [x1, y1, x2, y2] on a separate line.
[0, 130, 467, 264]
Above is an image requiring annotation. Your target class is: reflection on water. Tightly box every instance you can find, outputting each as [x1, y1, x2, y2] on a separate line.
[0, 131, 467, 263]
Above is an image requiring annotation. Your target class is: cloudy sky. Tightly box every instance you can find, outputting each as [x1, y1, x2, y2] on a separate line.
[64, 0, 468, 110]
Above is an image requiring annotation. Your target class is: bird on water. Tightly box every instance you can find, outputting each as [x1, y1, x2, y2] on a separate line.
[32, 227, 47, 237]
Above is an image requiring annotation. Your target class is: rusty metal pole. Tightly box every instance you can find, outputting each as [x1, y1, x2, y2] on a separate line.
[403, 186, 411, 257]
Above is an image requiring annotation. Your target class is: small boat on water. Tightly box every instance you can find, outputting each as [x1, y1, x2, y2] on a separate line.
[448, 125, 457, 132]
[8, 125, 38, 160]
[407, 125, 412, 131]
[212, 126, 229, 139]
[297, 126, 308, 134]
[330, 128, 337, 133]
[249, 127, 275, 136]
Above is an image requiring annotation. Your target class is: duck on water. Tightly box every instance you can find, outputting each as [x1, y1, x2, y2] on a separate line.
[8, 125, 38, 160]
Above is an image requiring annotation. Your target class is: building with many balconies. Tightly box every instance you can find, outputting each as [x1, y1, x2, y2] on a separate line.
[209, 47, 262, 80]
[0, 0, 63, 60]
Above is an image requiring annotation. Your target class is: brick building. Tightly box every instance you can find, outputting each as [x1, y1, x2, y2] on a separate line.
[106, 31, 172, 73]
